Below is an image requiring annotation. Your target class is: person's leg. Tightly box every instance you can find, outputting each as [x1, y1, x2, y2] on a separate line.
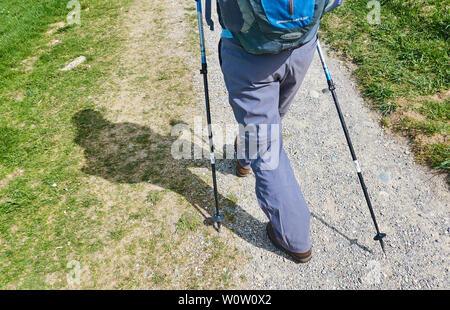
[278, 35, 318, 119]
[220, 38, 311, 253]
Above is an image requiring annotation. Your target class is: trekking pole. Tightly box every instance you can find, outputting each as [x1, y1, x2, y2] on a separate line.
[316, 40, 387, 254]
[195, 0, 223, 232]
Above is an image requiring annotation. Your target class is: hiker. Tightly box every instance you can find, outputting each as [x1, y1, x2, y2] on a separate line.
[216, 0, 343, 263]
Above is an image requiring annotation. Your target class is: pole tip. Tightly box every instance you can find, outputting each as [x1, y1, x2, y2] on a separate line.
[374, 233, 387, 255]
[380, 239, 386, 254]
[212, 213, 224, 233]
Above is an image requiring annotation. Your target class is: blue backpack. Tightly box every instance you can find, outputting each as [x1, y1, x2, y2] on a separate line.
[216, 0, 342, 55]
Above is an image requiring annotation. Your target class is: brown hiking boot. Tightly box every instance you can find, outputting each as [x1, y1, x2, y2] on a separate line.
[266, 222, 312, 263]
[235, 136, 250, 177]
[236, 160, 251, 177]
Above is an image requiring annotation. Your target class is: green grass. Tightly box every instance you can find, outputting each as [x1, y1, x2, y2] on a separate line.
[321, 0, 449, 176]
[146, 189, 168, 206]
[417, 99, 450, 121]
[0, 0, 245, 289]
[176, 211, 203, 233]
[399, 117, 449, 137]
[418, 143, 450, 172]
[0, 1, 65, 88]
[0, 0, 133, 288]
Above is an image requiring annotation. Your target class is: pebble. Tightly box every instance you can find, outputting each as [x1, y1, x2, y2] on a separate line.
[60, 56, 87, 71]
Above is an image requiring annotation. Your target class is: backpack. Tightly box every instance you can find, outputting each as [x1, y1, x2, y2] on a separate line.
[216, 0, 341, 55]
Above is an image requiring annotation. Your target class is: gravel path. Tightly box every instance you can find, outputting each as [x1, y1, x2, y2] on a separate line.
[190, 3, 449, 289]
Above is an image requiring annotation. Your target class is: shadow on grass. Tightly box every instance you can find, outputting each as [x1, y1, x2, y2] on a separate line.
[72, 109, 276, 254]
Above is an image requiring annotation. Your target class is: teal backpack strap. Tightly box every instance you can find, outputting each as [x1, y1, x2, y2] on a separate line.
[221, 29, 234, 38]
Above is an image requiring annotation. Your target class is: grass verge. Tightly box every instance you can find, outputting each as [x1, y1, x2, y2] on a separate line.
[321, 0, 449, 179]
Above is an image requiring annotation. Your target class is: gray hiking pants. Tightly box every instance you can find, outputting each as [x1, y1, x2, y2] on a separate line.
[219, 35, 317, 253]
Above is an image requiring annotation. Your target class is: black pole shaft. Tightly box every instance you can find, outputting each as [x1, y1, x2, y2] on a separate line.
[316, 41, 386, 253]
[196, 0, 223, 231]
[331, 85, 382, 234]
[202, 65, 221, 218]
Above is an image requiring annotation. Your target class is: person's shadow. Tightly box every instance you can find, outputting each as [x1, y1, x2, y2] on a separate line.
[72, 109, 273, 252]
[73, 109, 373, 259]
